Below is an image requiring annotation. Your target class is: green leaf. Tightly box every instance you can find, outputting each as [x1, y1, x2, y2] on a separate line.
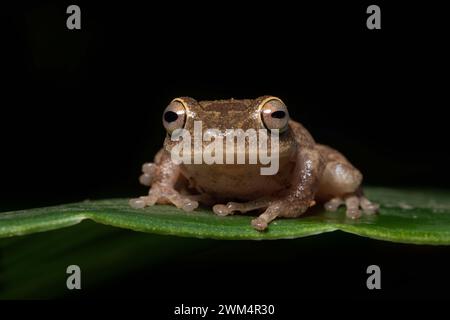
[1, 187, 450, 244]
[0, 221, 217, 298]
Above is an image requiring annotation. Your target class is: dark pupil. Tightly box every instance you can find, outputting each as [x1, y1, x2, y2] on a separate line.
[164, 111, 178, 123]
[271, 110, 286, 119]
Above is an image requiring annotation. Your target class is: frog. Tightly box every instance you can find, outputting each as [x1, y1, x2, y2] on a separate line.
[129, 96, 379, 231]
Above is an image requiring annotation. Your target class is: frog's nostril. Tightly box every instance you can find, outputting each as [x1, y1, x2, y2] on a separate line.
[164, 111, 179, 123]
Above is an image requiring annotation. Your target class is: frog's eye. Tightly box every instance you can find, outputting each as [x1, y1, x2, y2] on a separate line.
[260, 98, 290, 132]
[163, 100, 187, 134]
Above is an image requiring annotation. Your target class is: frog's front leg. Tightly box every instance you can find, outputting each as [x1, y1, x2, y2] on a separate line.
[212, 199, 272, 216]
[251, 148, 324, 230]
[129, 149, 199, 212]
[213, 148, 324, 231]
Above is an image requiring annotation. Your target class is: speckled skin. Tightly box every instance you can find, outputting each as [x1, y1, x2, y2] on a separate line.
[130, 96, 379, 231]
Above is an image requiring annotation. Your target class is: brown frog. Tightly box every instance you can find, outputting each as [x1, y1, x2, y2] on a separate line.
[130, 96, 379, 231]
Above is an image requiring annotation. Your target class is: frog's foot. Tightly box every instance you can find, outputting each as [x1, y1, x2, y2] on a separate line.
[212, 199, 271, 217]
[250, 199, 314, 231]
[251, 206, 280, 231]
[324, 195, 379, 219]
[212, 200, 277, 230]
[138, 162, 157, 186]
[129, 184, 199, 212]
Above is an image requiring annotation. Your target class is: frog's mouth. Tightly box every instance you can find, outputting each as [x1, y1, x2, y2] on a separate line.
[164, 140, 292, 162]
[169, 142, 295, 177]
[163, 124, 295, 176]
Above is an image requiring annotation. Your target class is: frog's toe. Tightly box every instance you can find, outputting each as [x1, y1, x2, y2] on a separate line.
[129, 194, 159, 209]
[324, 197, 343, 212]
[345, 195, 362, 219]
[251, 217, 268, 231]
[129, 197, 147, 209]
[139, 163, 156, 186]
[360, 196, 379, 215]
[164, 191, 198, 212]
[346, 207, 362, 219]
[142, 162, 156, 175]
[180, 199, 199, 212]
[338, 194, 379, 218]
[139, 173, 153, 186]
[213, 204, 235, 216]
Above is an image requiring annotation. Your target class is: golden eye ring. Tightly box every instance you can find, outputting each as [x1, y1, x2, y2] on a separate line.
[162, 98, 188, 134]
[258, 97, 290, 132]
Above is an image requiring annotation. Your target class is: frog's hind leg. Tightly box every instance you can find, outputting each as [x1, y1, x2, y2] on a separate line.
[316, 144, 379, 219]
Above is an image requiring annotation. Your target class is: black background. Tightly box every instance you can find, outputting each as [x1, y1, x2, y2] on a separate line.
[1, 0, 450, 303]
